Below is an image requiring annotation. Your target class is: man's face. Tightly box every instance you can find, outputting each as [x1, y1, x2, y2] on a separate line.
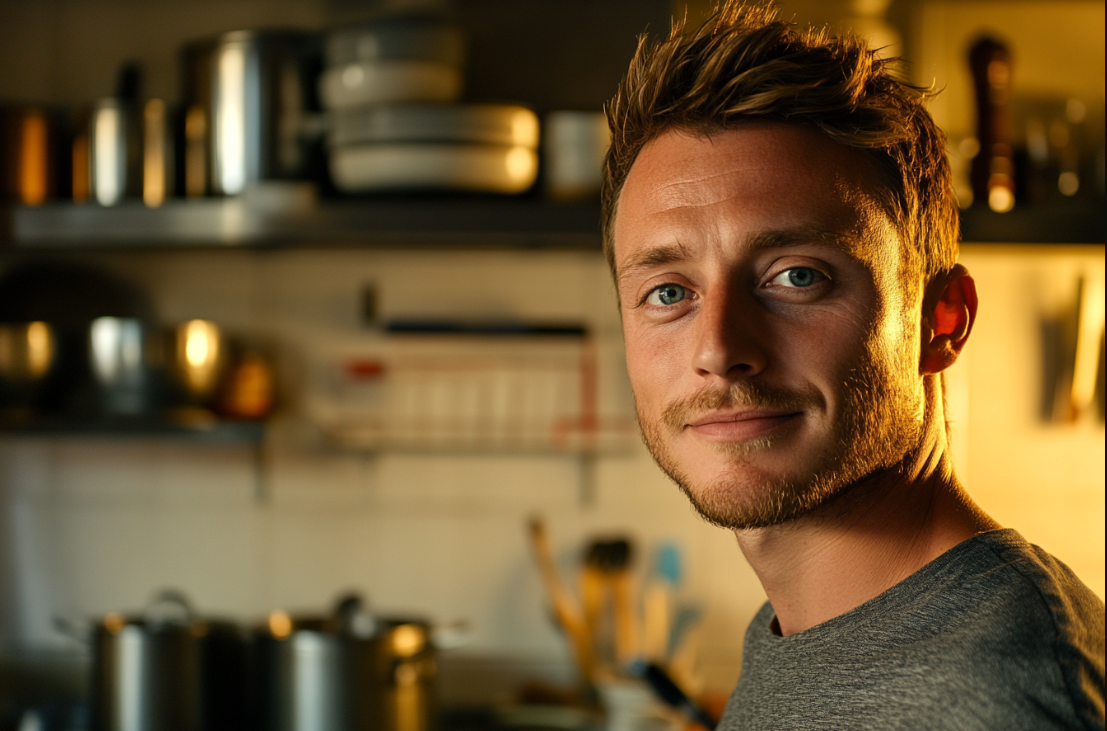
[613, 124, 926, 530]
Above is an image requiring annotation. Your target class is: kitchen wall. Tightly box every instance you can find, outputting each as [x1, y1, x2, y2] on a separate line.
[0, 248, 765, 702]
[0, 0, 1104, 710]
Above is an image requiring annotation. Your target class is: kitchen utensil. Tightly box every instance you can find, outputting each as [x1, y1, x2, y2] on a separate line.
[0, 105, 61, 206]
[256, 594, 438, 731]
[324, 16, 466, 68]
[329, 103, 538, 148]
[168, 319, 226, 406]
[318, 60, 462, 110]
[216, 349, 274, 419]
[0, 321, 55, 410]
[142, 98, 173, 207]
[543, 111, 609, 200]
[88, 317, 167, 415]
[527, 517, 594, 687]
[0, 261, 154, 414]
[582, 538, 637, 671]
[329, 142, 537, 193]
[642, 543, 682, 663]
[638, 662, 716, 731]
[88, 589, 248, 731]
[89, 98, 140, 206]
[210, 30, 319, 196]
[89, 64, 144, 207]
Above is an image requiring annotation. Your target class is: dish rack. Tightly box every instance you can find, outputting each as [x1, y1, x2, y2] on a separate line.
[320, 337, 636, 454]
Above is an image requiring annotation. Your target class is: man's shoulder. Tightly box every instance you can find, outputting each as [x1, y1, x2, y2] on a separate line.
[949, 530, 1104, 648]
[726, 530, 1105, 730]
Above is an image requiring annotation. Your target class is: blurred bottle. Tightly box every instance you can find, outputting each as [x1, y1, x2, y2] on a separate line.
[969, 37, 1016, 213]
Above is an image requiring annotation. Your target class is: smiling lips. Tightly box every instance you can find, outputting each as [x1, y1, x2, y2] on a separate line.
[685, 408, 803, 441]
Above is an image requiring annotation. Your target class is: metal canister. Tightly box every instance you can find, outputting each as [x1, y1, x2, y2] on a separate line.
[209, 30, 319, 196]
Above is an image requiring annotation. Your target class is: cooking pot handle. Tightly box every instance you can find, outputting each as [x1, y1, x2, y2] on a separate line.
[144, 588, 195, 626]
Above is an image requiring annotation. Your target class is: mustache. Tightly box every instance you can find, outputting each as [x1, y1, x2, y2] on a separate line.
[661, 381, 822, 432]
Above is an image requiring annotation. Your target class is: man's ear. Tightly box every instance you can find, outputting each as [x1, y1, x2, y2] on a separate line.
[921, 264, 977, 375]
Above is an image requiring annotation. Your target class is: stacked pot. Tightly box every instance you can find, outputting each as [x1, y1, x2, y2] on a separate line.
[321, 16, 539, 194]
[86, 592, 438, 731]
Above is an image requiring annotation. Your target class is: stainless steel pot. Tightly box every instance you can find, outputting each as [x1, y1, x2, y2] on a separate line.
[88, 317, 228, 414]
[209, 30, 320, 196]
[89, 590, 248, 731]
[255, 596, 437, 731]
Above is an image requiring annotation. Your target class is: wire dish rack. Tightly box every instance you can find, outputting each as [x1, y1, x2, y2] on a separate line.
[319, 336, 637, 454]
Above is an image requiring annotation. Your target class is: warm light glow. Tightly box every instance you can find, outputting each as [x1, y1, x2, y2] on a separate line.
[103, 612, 125, 635]
[392, 623, 425, 657]
[178, 320, 222, 397]
[505, 146, 537, 184]
[268, 610, 293, 639]
[509, 110, 540, 148]
[1058, 172, 1080, 197]
[988, 186, 1014, 213]
[143, 99, 167, 208]
[26, 321, 52, 378]
[19, 111, 48, 206]
[184, 320, 212, 368]
[1071, 275, 1105, 415]
[216, 43, 247, 194]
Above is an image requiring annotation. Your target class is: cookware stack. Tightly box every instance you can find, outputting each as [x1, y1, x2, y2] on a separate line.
[82, 591, 438, 731]
[321, 16, 540, 194]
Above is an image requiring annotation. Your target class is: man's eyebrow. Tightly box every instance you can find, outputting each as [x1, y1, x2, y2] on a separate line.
[615, 226, 860, 287]
[743, 226, 862, 254]
[615, 241, 697, 288]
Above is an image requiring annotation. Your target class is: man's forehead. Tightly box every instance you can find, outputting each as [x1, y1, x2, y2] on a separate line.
[613, 125, 896, 272]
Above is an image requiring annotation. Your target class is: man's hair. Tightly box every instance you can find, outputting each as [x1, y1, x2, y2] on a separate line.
[601, 2, 958, 301]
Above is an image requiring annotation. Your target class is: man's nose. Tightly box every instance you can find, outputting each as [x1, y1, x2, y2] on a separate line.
[690, 288, 769, 379]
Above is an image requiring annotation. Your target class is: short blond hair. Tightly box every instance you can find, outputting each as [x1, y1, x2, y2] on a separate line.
[602, 2, 958, 299]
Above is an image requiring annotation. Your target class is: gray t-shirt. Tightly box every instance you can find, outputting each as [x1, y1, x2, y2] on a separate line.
[720, 529, 1105, 730]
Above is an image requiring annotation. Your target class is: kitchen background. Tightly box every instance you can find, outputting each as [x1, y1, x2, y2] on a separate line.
[0, 0, 1103, 725]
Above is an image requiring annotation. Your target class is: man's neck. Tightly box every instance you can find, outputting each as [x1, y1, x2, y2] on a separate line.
[734, 446, 999, 637]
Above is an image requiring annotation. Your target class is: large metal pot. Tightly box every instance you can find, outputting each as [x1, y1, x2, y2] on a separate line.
[255, 595, 437, 731]
[89, 590, 248, 731]
[208, 30, 320, 196]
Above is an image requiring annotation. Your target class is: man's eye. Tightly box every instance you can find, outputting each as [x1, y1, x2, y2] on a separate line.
[646, 284, 688, 306]
[769, 267, 826, 288]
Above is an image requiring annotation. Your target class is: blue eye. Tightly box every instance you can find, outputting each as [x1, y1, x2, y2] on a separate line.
[770, 267, 825, 288]
[646, 284, 688, 306]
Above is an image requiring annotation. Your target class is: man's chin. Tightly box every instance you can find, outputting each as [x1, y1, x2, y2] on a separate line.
[672, 468, 829, 530]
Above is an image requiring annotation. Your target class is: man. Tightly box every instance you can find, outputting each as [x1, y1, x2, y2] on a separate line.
[602, 3, 1105, 729]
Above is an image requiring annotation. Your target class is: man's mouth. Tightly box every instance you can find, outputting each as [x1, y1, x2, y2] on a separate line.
[684, 408, 803, 441]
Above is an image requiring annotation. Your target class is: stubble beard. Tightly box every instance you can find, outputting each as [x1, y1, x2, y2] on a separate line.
[638, 347, 923, 530]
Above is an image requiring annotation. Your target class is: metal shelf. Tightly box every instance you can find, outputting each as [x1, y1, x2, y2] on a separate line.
[958, 204, 1104, 244]
[2, 198, 603, 250]
[0, 410, 265, 444]
[3, 198, 1102, 250]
